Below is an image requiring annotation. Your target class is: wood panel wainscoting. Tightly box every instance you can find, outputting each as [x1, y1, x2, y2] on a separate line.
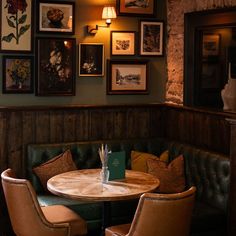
[0, 103, 236, 235]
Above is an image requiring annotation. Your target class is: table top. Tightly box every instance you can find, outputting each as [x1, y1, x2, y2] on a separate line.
[47, 169, 160, 202]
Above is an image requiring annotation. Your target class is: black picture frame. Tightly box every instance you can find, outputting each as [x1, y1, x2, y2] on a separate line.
[107, 59, 149, 95]
[111, 31, 136, 56]
[117, 0, 156, 17]
[0, 0, 34, 53]
[38, 0, 75, 34]
[2, 55, 34, 94]
[79, 43, 104, 77]
[36, 37, 76, 96]
[140, 20, 164, 56]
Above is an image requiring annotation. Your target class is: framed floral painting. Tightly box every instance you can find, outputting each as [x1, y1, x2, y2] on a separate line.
[79, 43, 104, 77]
[38, 0, 75, 34]
[0, 0, 33, 52]
[2, 55, 34, 93]
[107, 59, 149, 95]
[36, 37, 76, 96]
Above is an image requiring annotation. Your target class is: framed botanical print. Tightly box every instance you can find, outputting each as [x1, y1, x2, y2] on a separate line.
[117, 0, 156, 17]
[111, 31, 136, 56]
[38, 0, 75, 34]
[36, 37, 76, 96]
[0, 0, 33, 52]
[140, 20, 164, 56]
[2, 55, 34, 93]
[79, 43, 104, 77]
[107, 59, 149, 95]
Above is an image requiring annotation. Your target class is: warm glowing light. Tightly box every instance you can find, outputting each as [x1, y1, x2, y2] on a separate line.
[102, 6, 117, 20]
[67, 16, 72, 29]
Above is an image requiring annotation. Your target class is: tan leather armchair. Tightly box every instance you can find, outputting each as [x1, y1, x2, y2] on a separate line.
[106, 186, 196, 236]
[1, 168, 87, 236]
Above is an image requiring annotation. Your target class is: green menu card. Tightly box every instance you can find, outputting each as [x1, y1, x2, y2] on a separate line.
[108, 151, 126, 180]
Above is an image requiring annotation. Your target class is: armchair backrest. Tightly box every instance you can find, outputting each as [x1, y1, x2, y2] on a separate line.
[1, 168, 69, 236]
[127, 186, 196, 236]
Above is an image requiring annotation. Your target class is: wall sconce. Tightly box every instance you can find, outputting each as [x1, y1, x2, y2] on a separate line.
[87, 6, 117, 35]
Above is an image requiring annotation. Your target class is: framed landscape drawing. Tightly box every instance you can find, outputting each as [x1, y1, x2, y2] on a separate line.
[117, 0, 156, 17]
[36, 37, 76, 96]
[38, 0, 75, 34]
[111, 31, 136, 56]
[0, 0, 33, 52]
[79, 43, 104, 77]
[107, 59, 149, 95]
[2, 55, 34, 93]
[140, 20, 164, 56]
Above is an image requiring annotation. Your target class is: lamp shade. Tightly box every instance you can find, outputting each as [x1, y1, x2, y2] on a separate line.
[102, 6, 117, 19]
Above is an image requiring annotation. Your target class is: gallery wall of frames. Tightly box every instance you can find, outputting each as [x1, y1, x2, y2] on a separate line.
[0, 0, 166, 101]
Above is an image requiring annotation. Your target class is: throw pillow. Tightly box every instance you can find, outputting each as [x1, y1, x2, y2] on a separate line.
[33, 149, 77, 191]
[147, 155, 186, 193]
[131, 150, 169, 173]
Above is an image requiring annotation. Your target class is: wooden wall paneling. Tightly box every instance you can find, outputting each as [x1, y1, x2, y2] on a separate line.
[126, 108, 150, 138]
[76, 109, 89, 141]
[90, 109, 104, 140]
[22, 111, 36, 177]
[35, 111, 50, 143]
[63, 110, 77, 142]
[49, 111, 64, 143]
[113, 109, 127, 139]
[102, 109, 114, 140]
[0, 112, 8, 173]
[7, 112, 23, 176]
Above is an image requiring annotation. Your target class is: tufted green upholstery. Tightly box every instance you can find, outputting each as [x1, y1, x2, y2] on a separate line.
[27, 138, 229, 236]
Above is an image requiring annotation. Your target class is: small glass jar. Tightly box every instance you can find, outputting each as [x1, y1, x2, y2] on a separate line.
[100, 166, 109, 184]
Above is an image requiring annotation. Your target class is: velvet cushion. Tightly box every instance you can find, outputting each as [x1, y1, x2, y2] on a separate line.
[147, 155, 186, 193]
[33, 149, 77, 191]
[131, 150, 169, 173]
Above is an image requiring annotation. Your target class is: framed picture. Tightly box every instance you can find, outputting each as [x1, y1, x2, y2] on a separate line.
[107, 59, 149, 95]
[117, 0, 156, 17]
[2, 56, 34, 93]
[38, 0, 75, 34]
[79, 43, 104, 77]
[140, 20, 164, 56]
[111, 31, 136, 56]
[202, 34, 220, 58]
[0, 0, 33, 52]
[36, 37, 76, 96]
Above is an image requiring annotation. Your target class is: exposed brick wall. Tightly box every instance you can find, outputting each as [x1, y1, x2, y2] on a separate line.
[166, 0, 235, 104]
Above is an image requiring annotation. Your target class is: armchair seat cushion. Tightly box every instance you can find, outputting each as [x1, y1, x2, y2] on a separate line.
[42, 205, 87, 236]
[105, 223, 131, 236]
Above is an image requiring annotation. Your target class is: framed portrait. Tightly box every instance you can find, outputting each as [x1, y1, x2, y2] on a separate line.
[117, 0, 156, 17]
[79, 43, 104, 77]
[140, 20, 164, 56]
[38, 0, 75, 34]
[0, 0, 33, 52]
[202, 34, 220, 59]
[111, 31, 136, 56]
[2, 55, 34, 93]
[36, 37, 76, 96]
[107, 59, 149, 95]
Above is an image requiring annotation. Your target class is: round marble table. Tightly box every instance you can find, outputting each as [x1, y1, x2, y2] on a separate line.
[47, 169, 160, 235]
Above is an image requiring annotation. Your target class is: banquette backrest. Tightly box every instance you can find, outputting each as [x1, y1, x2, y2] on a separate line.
[27, 138, 230, 212]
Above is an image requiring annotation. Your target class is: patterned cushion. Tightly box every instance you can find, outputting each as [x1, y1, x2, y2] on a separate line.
[147, 155, 186, 193]
[33, 149, 77, 191]
[131, 150, 169, 173]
